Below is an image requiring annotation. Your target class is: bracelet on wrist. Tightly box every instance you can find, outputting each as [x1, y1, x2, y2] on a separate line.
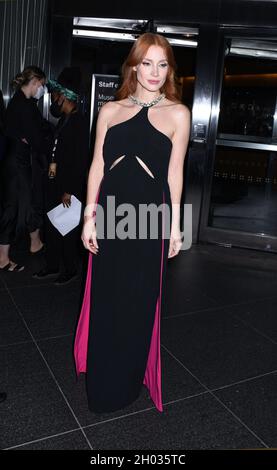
[84, 210, 96, 218]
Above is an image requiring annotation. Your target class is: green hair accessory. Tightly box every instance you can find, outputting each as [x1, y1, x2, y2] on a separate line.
[46, 79, 79, 102]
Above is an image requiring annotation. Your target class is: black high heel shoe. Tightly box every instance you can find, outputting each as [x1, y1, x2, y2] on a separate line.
[30, 244, 46, 255]
[0, 393, 7, 403]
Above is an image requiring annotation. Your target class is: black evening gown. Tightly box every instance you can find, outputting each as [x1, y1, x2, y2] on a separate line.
[74, 105, 172, 413]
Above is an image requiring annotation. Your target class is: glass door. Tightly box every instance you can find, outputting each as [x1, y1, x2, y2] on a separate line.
[200, 36, 277, 252]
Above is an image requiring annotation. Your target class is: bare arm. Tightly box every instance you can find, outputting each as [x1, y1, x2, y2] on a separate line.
[86, 104, 111, 213]
[82, 101, 113, 253]
[167, 104, 191, 257]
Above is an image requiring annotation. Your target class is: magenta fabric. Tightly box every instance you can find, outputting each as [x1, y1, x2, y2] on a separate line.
[74, 178, 103, 375]
[143, 191, 165, 412]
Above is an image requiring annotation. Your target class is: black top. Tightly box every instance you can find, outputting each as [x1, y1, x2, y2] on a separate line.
[103, 105, 172, 184]
[0, 90, 5, 133]
[0, 90, 6, 161]
[47, 111, 89, 205]
[4, 89, 52, 154]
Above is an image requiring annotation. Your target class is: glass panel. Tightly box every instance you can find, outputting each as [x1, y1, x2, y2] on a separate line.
[208, 40, 277, 240]
[208, 146, 277, 235]
[218, 53, 277, 143]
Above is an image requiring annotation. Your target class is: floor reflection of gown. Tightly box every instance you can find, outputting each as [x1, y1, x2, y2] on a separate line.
[74, 105, 172, 413]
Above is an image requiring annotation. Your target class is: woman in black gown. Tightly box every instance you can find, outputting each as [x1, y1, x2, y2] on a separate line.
[74, 33, 190, 413]
[0, 66, 51, 271]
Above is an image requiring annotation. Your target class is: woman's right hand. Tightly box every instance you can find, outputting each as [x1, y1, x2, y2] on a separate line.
[81, 217, 99, 254]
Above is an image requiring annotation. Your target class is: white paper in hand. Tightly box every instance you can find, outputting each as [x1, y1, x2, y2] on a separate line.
[47, 195, 82, 236]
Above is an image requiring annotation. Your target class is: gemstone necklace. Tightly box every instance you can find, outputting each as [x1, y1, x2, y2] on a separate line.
[128, 93, 165, 108]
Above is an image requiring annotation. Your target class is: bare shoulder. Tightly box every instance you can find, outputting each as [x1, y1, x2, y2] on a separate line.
[172, 104, 191, 139]
[169, 102, 190, 122]
[102, 98, 130, 110]
[159, 99, 190, 123]
[98, 98, 129, 121]
[98, 100, 117, 117]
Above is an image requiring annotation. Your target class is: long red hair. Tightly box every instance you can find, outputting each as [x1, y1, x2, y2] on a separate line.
[115, 33, 182, 103]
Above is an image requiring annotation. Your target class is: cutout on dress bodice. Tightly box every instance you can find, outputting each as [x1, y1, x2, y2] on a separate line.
[108, 154, 155, 179]
[108, 155, 126, 171]
[135, 156, 155, 179]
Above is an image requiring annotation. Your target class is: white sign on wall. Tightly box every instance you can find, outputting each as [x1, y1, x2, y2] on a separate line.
[90, 74, 120, 132]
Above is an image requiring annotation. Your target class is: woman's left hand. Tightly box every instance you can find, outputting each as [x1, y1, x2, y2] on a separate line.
[62, 192, 71, 208]
[168, 228, 183, 258]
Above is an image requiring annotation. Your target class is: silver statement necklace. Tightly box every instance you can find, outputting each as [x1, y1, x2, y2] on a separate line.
[128, 93, 165, 108]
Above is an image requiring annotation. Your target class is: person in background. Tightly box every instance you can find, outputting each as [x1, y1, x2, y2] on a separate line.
[0, 66, 52, 272]
[0, 90, 6, 160]
[0, 90, 7, 209]
[0, 93, 8, 403]
[30, 94, 54, 249]
[34, 67, 89, 285]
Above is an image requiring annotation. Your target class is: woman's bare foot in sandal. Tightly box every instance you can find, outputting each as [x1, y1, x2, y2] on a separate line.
[0, 261, 25, 272]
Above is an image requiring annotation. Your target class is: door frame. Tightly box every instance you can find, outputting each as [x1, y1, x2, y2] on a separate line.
[198, 26, 277, 253]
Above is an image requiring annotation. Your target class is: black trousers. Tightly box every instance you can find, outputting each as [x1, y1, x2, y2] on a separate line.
[45, 216, 81, 274]
[0, 146, 44, 245]
[0, 154, 43, 245]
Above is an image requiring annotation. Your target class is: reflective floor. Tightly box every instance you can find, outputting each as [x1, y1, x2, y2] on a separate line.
[1, 242, 277, 449]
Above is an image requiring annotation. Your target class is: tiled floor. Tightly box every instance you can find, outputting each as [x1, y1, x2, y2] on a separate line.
[1, 243, 277, 449]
